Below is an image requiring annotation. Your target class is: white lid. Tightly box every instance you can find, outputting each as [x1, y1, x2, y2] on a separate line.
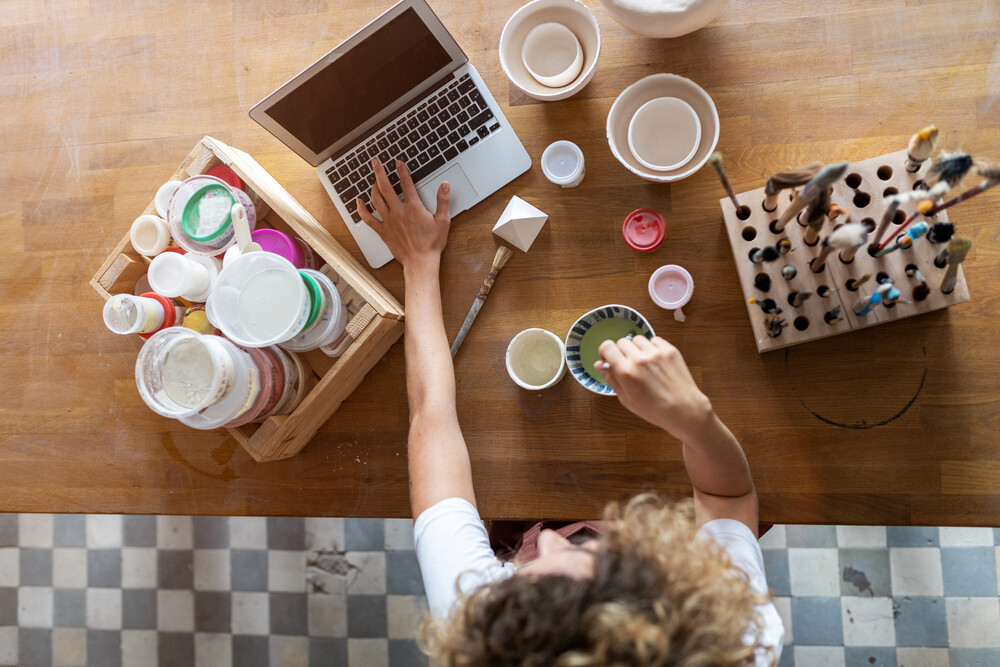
[541, 140, 584, 184]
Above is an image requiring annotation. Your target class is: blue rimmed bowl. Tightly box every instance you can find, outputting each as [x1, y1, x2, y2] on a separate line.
[564, 304, 656, 395]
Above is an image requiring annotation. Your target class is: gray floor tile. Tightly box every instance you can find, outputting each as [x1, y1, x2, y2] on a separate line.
[159, 632, 195, 667]
[0, 588, 16, 626]
[268, 518, 306, 551]
[949, 648, 1000, 666]
[88, 629, 122, 667]
[886, 526, 939, 548]
[311, 637, 348, 664]
[845, 647, 896, 666]
[271, 593, 308, 636]
[195, 591, 231, 633]
[787, 525, 838, 547]
[994, 528, 1000, 546]
[348, 595, 388, 638]
[389, 639, 429, 667]
[940, 547, 998, 597]
[193, 517, 229, 549]
[893, 596, 948, 647]
[53, 589, 86, 627]
[232, 635, 269, 667]
[20, 549, 52, 587]
[88, 549, 121, 588]
[158, 550, 194, 589]
[791, 597, 843, 645]
[53, 515, 86, 547]
[231, 550, 267, 591]
[386, 551, 424, 596]
[763, 549, 791, 596]
[840, 548, 891, 597]
[122, 589, 157, 630]
[0, 516, 16, 547]
[346, 519, 385, 551]
[19, 628, 51, 667]
[777, 647, 794, 667]
[123, 515, 156, 547]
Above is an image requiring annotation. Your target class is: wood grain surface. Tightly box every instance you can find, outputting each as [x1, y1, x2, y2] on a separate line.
[2, 0, 999, 524]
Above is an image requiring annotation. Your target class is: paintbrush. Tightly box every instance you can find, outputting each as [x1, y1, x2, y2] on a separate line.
[802, 188, 832, 245]
[450, 245, 513, 357]
[904, 126, 939, 172]
[874, 221, 929, 257]
[846, 273, 873, 291]
[855, 281, 898, 316]
[774, 162, 848, 233]
[765, 314, 787, 338]
[940, 236, 973, 294]
[823, 306, 843, 324]
[788, 290, 813, 307]
[920, 162, 1000, 217]
[748, 298, 782, 315]
[927, 222, 955, 244]
[870, 194, 903, 250]
[906, 265, 931, 301]
[781, 265, 797, 280]
[762, 162, 823, 212]
[709, 152, 739, 209]
[813, 223, 868, 272]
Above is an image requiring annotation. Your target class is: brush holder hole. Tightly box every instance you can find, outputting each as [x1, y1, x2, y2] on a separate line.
[808, 258, 825, 273]
[846, 279, 861, 291]
[824, 311, 840, 325]
[884, 301, 896, 309]
[853, 191, 871, 208]
[883, 187, 899, 198]
[861, 218, 876, 232]
[876, 272, 890, 284]
[735, 205, 751, 220]
[754, 273, 771, 292]
[768, 219, 782, 234]
[761, 200, 776, 212]
[845, 173, 863, 189]
[905, 263, 919, 275]
[913, 285, 930, 301]
[748, 247, 761, 262]
[892, 209, 906, 225]
[877, 165, 893, 180]
[793, 316, 809, 331]
[818, 285, 830, 297]
[934, 254, 947, 269]
[742, 226, 757, 241]
[913, 180, 926, 191]
[804, 235, 818, 247]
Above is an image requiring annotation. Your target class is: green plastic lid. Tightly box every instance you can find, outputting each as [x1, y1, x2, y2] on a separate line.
[300, 271, 324, 331]
[182, 184, 235, 242]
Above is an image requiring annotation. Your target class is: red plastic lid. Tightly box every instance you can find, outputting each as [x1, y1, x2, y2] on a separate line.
[206, 165, 244, 192]
[622, 208, 666, 252]
[137, 292, 179, 339]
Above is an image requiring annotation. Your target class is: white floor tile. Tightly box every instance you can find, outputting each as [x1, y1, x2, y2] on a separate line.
[195, 633, 232, 667]
[836, 525, 887, 548]
[121, 548, 158, 589]
[788, 548, 840, 596]
[52, 548, 87, 589]
[890, 548, 944, 596]
[348, 639, 388, 667]
[194, 549, 230, 592]
[19, 514, 53, 548]
[387, 595, 428, 639]
[18, 586, 53, 628]
[939, 527, 995, 547]
[772, 596, 792, 645]
[759, 525, 787, 550]
[793, 646, 846, 667]
[0, 627, 16, 666]
[52, 628, 86, 666]
[842, 597, 896, 646]
[270, 636, 308, 667]
[945, 597, 1000, 648]
[268, 550, 307, 593]
[121, 630, 158, 667]
[309, 593, 347, 637]
[305, 518, 345, 551]
[86, 515, 122, 548]
[232, 592, 270, 635]
[156, 516, 193, 549]
[896, 647, 949, 667]
[157, 590, 194, 633]
[384, 519, 415, 550]
[996, 547, 1000, 596]
[229, 517, 267, 550]
[346, 552, 387, 595]
[86, 588, 121, 630]
[0, 548, 18, 587]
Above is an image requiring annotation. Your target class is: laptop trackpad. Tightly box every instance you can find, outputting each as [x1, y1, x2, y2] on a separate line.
[417, 165, 477, 218]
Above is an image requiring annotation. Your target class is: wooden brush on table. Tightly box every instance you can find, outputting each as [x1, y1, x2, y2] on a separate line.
[450, 245, 514, 357]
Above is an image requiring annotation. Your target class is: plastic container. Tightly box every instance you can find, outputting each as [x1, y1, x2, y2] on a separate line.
[541, 140, 585, 188]
[258, 346, 301, 420]
[129, 214, 171, 256]
[252, 228, 306, 268]
[179, 337, 260, 431]
[147, 251, 221, 303]
[166, 174, 257, 255]
[622, 208, 666, 252]
[103, 293, 165, 335]
[135, 328, 239, 419]
[155, 181, 182, 218]
[279, 269, 348, 352]
[506, 328, 567, 390]
[206, 251, 310, 347]
[224, 346, 282, 428]
[648, 264, 694, 322]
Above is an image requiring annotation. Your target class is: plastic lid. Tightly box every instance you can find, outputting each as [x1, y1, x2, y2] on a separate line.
[137, 292, 178, 339]
[541, 140, 584, 185]
[182, 184, 235, 242]
[252, 228, 305, 268]
[300, 271, 324, 330]
[622, 208, 666, 252]
[206, 165, 244, 191]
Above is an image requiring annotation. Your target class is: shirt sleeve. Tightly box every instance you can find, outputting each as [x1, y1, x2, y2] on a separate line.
[413, 497, 517, 619]
[697, 519, 786, 666]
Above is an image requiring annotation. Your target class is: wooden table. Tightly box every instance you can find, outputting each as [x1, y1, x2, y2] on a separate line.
[3, 0, 998, 525]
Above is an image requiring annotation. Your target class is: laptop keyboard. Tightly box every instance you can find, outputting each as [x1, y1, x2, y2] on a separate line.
[324, 73, 502, 224]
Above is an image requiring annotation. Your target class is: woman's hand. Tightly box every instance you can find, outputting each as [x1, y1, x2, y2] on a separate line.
[596, 336, 713, 441]
[355, 158, 451, 273]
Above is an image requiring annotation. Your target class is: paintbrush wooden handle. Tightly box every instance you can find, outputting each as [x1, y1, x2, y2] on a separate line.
[476, 268, 499, 301]
[450, 270, 500, 357]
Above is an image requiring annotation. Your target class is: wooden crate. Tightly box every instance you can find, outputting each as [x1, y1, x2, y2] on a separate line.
[721, 149, 970, 353]
[91, 136, 404, 461]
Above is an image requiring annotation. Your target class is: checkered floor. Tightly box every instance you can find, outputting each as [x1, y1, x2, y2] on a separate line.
[0, 516, 997, 666]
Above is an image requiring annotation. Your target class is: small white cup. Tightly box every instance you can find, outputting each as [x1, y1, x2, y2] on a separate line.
[541, 140, 585, 187]
[627, 97, 702, 172]
[130, 214, 171, 257]
[148, 252, 221, 303]
[506, 328, 567, 390]
[521, 22, 584, 88]
[648, 264, 694, 322]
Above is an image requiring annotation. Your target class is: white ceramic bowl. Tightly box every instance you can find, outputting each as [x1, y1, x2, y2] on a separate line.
[505, 328, 567, 390]
[521, 22, 584, 88]
[500, 0, 601, 101]
[627, 97, 702, 172]
[607, 74, 719, 182]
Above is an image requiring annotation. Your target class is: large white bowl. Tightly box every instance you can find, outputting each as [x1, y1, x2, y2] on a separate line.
[500, 0, 601, 102]
[607, 73, 719, 182]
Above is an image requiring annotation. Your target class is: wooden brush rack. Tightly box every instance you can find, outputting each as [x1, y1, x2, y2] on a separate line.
[720, 149, 970, 353]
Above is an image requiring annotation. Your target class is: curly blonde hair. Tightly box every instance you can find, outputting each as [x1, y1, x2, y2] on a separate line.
[421, 495, 773, 666]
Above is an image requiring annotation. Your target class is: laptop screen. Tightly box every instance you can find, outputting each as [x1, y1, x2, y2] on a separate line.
[265, 7, 453, 157]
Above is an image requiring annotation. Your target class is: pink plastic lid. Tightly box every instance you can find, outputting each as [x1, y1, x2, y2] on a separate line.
[622, 208, 666, 252]
[251, 228, 306, 268]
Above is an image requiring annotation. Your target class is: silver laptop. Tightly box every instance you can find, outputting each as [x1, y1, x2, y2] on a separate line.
[249, 0, 531, 268]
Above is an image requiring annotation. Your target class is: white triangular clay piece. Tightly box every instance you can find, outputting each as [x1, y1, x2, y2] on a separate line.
[492, 196, 548, 252]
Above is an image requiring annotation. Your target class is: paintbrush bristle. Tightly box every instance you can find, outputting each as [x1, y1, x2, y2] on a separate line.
[709, 152, 723, 168]
[928, 151, 974, 187]
[492, 245, 513, 270]
[908, 125, 939, 160]
[975, 160, 1000, 182]
[827, 222, 868, 249]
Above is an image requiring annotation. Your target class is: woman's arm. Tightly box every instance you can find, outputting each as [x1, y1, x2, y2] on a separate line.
[356, 158, 476, 521]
